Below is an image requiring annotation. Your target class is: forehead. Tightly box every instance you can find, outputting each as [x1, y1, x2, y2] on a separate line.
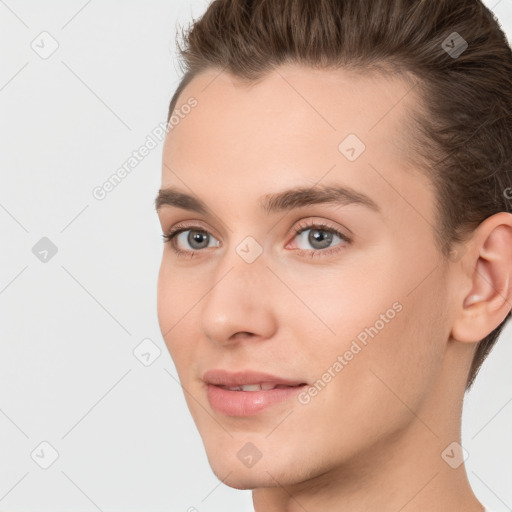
[162, 64, 434, 228]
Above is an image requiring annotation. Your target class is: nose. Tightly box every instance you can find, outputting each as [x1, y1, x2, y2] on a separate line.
[199, 250, 278, 347]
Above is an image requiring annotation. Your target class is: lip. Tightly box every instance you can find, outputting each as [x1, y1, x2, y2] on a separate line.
[203, 369, 308, 417]
[202, 369, 307, 387]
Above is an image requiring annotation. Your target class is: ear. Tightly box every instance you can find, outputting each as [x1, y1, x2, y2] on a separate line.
[451, 212, 512, 343]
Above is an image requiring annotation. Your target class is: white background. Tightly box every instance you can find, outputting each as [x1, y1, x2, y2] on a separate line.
[0, 0, 511, 511]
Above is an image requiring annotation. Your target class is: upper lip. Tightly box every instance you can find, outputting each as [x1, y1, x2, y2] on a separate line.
[203, 369, 307, 387]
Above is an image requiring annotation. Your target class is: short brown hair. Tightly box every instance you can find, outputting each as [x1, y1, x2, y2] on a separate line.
[167, 0, 512, 391]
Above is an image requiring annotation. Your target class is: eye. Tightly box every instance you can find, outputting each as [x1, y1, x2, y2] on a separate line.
[288, 220, 351, 257]
[162, 219, 351, 259]
[162, 226, 220, 258]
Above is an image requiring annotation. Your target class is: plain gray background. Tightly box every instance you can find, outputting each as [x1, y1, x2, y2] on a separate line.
[0, 0, 511, 510]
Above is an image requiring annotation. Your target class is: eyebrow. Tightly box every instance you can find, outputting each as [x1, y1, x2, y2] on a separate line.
[154, 184, 380, 216]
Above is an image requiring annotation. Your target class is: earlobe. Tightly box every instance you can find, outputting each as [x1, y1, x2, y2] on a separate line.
[450, 213, 512, 344]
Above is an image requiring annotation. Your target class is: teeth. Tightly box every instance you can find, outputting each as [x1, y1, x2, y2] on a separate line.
[239, 384, 262, 392]
[220, 382, 295, 391]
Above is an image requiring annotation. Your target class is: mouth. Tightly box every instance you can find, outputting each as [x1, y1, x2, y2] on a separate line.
[202, 369, 309, 416]
[217, 382, 307, 391]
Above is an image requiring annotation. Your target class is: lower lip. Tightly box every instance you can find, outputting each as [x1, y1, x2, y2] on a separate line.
[206, 384, 307, 416]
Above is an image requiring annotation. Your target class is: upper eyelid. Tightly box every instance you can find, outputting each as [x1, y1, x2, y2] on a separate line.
[166, 220, 344, 236]
[166, 220, 220, 237]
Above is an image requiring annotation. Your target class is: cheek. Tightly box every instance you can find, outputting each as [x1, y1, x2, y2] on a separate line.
[339, 274, 447, 409]
[156, 260, 209, 378]
[156, 258, 201, 334]
[294, 254, 448, 403]
[290, 281, 447, 458]
[156, 261, 188, 357]
[156, 262, 172, 335]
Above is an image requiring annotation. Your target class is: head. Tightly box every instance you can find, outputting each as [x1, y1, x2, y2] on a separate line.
[156, 0, 512, 492]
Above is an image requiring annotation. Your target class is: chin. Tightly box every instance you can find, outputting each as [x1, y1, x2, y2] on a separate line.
[203, 441, 312, 491]
[208, 461, 280, 490]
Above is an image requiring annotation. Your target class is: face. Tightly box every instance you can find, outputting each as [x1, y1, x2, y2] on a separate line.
[156, 64, 454, 490]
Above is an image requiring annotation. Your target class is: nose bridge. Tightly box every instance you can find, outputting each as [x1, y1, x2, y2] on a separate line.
[199, 242, 277, 344]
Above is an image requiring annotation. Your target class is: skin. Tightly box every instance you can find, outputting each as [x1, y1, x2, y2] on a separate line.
[155, 64, 512, 512]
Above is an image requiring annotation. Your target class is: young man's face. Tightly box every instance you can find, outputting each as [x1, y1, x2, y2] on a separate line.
[156, 65, 470, 490]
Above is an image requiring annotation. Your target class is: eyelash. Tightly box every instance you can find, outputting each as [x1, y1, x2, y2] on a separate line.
[161, 220, 352, 259]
